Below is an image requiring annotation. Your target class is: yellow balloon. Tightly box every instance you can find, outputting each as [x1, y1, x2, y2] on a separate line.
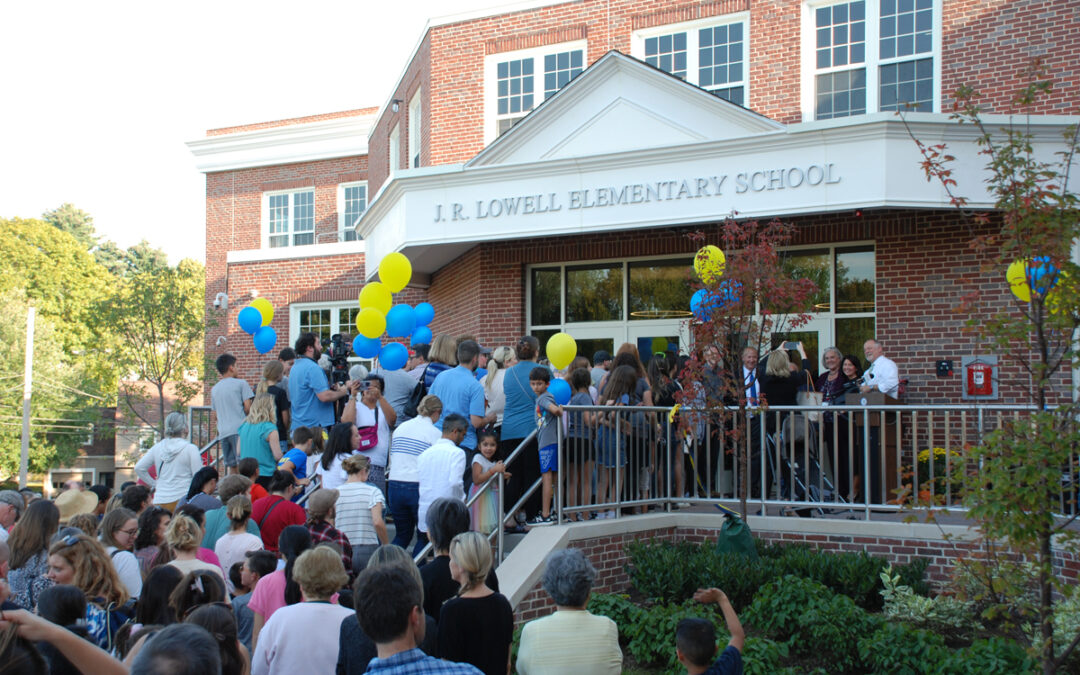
[355, 307, 386, 339]
[1047, 270, 1074, 316]
[546, 332, 577, 371]
[359, 282, 393, 315]
[379, 252, 413, 293]
[651, 337, 668, 355]
[694, 245, 726, 283]
[250, 297, 274, 326]
[1006, 259, 1031, 303]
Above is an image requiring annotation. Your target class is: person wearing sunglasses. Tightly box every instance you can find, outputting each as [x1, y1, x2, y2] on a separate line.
[99, 507, 143, 598]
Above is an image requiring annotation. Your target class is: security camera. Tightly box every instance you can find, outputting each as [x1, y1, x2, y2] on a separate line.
[214, 292, 229, 309]
[216, 336, 227, 347]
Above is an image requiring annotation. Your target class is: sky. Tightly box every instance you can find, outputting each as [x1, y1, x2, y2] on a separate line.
[0, 0, 508, 264]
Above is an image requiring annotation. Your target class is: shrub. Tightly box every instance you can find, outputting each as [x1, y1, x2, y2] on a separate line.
[857, 622, 947, 674]
[880, 564, 979, 635]
[745, 575, 883, 674]
[938, 637, 1038, 674]
[742, 637, 792, 675]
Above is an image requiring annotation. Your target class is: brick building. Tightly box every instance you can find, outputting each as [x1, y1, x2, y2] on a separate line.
[190, 0, 1079, 404]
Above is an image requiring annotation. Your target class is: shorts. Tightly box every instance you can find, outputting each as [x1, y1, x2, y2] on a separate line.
[565, 435, 595, 464]
[220, 434, 239, 467]
[595, 429, 627, 468]
[539, 443, 558, 474]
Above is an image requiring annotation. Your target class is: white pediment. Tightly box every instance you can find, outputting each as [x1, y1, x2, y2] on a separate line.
[469, 50, 783, 167]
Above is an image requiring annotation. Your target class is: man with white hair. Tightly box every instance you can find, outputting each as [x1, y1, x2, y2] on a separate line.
[860, 339, 900, 398]
[0, 490, 23, 543]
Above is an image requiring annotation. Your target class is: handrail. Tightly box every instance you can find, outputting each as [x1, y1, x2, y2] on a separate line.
[413, 429, 539, 566]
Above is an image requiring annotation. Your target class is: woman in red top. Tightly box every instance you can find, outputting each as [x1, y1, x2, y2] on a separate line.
[250, 470, 305, 552]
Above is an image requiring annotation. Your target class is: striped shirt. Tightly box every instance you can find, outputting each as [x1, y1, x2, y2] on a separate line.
[387, 416, 441, 483]
[335, 480, 386, 546]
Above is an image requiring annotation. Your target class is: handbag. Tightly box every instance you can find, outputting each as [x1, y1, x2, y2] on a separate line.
[357, 405, 380, 451]
[797, 371, 823, 422]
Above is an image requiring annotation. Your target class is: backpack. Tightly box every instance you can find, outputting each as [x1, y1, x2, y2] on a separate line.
[403, 379, 424, 419]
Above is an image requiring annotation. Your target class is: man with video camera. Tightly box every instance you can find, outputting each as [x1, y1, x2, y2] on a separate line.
[289, 332, 350, 435]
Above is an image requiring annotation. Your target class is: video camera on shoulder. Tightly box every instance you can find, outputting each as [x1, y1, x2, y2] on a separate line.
[324, 333, 352, 386]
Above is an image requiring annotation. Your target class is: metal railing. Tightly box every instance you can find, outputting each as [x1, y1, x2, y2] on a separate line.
[549, 403, 1073, 521]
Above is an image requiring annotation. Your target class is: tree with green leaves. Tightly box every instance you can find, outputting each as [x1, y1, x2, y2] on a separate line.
[41, 202, 97, 250]
[906, 69, 1080, 673]
[98, 258, 208, 438]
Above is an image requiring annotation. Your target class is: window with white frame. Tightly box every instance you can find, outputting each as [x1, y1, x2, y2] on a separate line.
[265, 189, 315, 248]
[337, 182, 367, 242]
[485, 40, 587, 141]
[388, 124, 400, 174]
[633, 14, 749, 106]
[807, 0, 937, 120]
[408, 90, 422, 168]
[290, 302, 372, 367]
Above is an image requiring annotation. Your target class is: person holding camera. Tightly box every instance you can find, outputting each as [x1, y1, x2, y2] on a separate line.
[289, 332, 349, 436]
[342, 374, 397, 498]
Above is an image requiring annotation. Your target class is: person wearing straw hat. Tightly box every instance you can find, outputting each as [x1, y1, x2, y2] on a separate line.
[55, 489, 99, 525]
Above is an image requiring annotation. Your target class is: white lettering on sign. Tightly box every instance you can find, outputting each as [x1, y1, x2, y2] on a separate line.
[431, 164, 840, 223]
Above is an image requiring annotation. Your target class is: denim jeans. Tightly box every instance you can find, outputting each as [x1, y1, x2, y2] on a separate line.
[388, 480, 424, 555]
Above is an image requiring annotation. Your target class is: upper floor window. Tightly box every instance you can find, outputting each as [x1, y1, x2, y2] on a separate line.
[265, 189, 314, 248]
[633, 14, 749, 106]
[408, 90, 422, 168]
[337, 182, 367, 242]
[806, 0, 938, 120]
[485, 40, 587, 142]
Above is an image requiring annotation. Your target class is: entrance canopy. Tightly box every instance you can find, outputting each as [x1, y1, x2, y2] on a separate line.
[358, 50, 1077, 281]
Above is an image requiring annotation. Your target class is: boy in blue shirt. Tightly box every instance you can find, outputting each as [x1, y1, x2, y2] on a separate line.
[278, 426, 314, 498]
[529, 367, 562, 526]
[676, 588, 745, 675]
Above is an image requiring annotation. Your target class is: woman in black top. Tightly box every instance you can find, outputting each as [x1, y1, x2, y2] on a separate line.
[759, 343, 810, 500]
[438, 532, 513, 675]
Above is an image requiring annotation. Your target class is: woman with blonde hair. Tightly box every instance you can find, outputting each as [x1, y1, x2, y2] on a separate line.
[165, 514, 225, 582]
[386, 394, 442, 554]
[46, 533, 133, 649]
[238, 393, 281, 490]
[422, 334, 457, 392]
[437, 531, 513, 675]
[483, 346, 516, 434]
[214, 494, 264, 593]
[257, 359, 291, 455]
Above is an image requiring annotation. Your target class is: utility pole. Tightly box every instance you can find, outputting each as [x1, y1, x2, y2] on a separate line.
[20, 306, 35, 489]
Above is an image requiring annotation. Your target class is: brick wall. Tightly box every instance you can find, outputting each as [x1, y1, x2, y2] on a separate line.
[511, 524, 1080, 626]
[365, 0, 1079, 195]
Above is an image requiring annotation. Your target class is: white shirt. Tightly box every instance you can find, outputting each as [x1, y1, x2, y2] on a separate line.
[103, 545, 143, 599]
[387, 416, 442, 483]
[866, 355, 900, 398]
[335, 480, 386, 546]
[743, 366, 760, 406]
[133, 438, 204, 504]
[483, 369, 507, 426]
[214, 531, 264, 594]
[417, 438, 466, 532]
[252, 601, 353, 675]
[353, 400, 391, 467]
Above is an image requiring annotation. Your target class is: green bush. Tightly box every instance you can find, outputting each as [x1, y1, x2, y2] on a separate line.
[938, 637, 1038, 674]
[742, 637, 792, 675]
[857, 622, 947, 674]
[745, 575, 883, 674]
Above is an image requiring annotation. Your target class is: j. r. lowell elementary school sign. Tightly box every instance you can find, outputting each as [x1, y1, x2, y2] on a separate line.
[433, 164, 842, 222]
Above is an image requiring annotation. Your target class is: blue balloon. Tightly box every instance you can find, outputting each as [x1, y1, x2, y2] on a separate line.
[237, 306, 262, 335]
[548, 378, 572, 406]
[716, 279, 743, 307]
[1027, 256, 1059, 296]
[385, 304, 417, 338]
[380, 342, 409, 371]
[414, 302, 435, 327]
[410, 326, 433, 346]
[253, 325, 277, 354]
[352, 335, 381, 359]
[690, 289, 717, 321]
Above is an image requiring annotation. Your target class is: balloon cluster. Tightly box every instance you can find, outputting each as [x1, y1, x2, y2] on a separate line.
[689, 244, 737, 321]
[237, 298, 278, 354]
[1006, 257, 1061, 303]
[545, 332, 577, 405]
[352, 253, 435, 370]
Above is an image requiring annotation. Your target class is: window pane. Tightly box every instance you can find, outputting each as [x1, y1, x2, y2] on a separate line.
[531, 268, 561, 326]
[648, 32, 687, 80]
[836, 316, 875, 364]
[635, 335, 680, 360]
[773, 330, 820, 375]
[299, 309, 332, 342]
[497, 58, 535, 119]
[779, 249, 831, 312]
[566, 264, 623, 322]
[575, 338, 616, 368]
[338, 308, 359, 338]
[815, 68, 867, 119]
[533, 328, 559, 361]
[699, 23, 745, 91]
[628, 259, 693, 321]
[879, 57, 933, 112]
[544, 49, 584, 98]
[836, 247, 875, 313]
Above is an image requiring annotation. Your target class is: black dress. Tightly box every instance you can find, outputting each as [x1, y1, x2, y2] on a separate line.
[437, 593, 513, 675]
[420, 555, 500, 621]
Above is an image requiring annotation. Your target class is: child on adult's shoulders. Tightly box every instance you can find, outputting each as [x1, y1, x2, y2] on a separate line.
[676, 587, 745, 675]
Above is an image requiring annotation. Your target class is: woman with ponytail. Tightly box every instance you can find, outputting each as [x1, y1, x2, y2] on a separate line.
[436, 531, 513, 675]
[257, 360, 291, 455]
[214, 495, 263, 594]
[248, 525, 311, 652]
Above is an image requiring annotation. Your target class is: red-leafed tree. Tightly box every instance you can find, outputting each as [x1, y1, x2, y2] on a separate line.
[676, 218, 819, 518]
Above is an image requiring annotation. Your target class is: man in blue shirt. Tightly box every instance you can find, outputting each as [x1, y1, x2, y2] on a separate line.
[429, 340, 495, 489]
[288, 332, 349, 434]
[357, 564, 482, 675]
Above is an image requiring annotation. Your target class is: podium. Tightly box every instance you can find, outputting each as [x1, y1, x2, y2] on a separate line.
[841, 390, 900, 503]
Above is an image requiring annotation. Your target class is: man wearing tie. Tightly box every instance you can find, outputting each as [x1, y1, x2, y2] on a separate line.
[740, 348, 767, 499]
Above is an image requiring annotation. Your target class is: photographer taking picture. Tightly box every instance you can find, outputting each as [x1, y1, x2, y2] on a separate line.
[289, 332, 350, 436]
